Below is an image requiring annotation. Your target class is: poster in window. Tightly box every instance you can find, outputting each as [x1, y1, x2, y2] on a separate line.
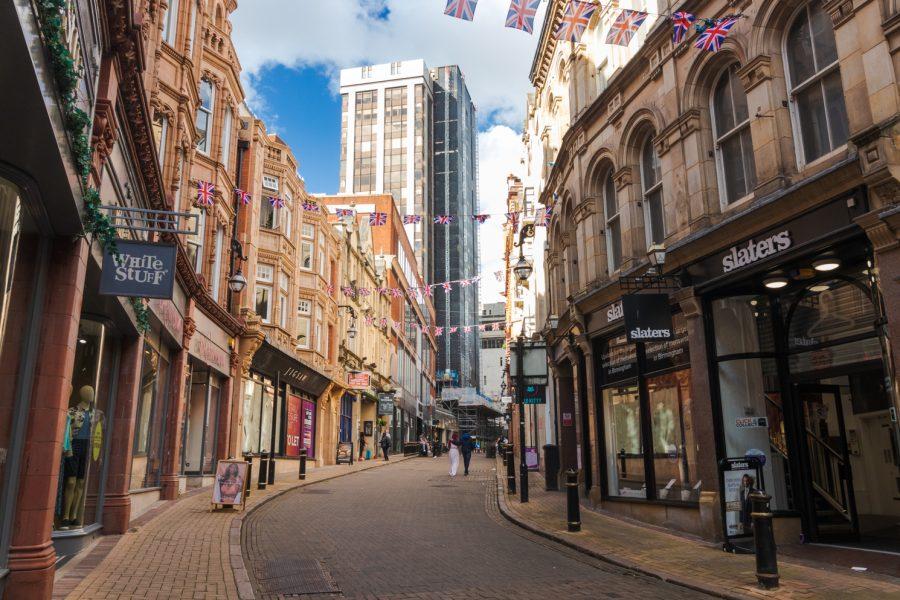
[285, 394, 301, 457]
[300, 399, 316, 459]
[212, 459, 248, 507]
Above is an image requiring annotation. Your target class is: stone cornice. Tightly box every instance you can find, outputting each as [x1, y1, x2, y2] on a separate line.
[737, 55, 773, 93]
[655, 108, 701, 157]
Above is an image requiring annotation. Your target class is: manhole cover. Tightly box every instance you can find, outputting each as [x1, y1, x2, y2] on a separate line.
[255, 558, 339, 595]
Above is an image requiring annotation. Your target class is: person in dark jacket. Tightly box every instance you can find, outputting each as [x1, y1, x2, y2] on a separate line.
[460, 433, 475, 475]
[380, 431, 392, 461]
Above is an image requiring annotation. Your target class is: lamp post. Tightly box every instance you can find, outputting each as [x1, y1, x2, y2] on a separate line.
[512, 223, 534, 503]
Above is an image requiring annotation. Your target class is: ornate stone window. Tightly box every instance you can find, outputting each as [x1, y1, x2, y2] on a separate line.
[196, 78, 214, 155]
[161, 0, 179, 44]
[603, 168, 622, 272]
[712, 64, 757, 205]
[639, 134, 664, 246]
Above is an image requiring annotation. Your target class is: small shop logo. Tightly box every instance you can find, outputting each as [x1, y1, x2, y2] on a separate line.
[607, 302, 624, 322]
[722, 231, 792, 273]
[629, 327, 671, 340]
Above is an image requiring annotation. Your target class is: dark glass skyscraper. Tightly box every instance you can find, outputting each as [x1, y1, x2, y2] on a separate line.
[431, 65, 479, 389]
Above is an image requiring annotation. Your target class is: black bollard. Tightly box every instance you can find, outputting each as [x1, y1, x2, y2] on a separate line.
[566, 469, 581, 532]
[267, 450, 276, 485]
[243, 453, 253, 499]
[506, 446, 516, 495]
[501, 444, 508, 467]
[257, 452, 268, 490]
[299, 448, 307, 480]
[751, 490, 779, 589]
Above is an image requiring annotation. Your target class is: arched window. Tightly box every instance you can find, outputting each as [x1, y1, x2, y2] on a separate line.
[639, 135, 664, 245]
[712, 64, 757, 205]
[786, 1, 849, 164]
[603, 169, 622, 271]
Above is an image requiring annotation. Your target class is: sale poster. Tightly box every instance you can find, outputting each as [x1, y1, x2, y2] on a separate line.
[301, 399, 316, 459]
[285, 394, 301, 457]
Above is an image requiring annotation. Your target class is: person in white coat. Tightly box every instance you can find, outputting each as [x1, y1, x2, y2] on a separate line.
[448, 433, 461, 477]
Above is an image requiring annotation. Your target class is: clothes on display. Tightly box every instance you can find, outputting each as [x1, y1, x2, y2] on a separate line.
[58, 385, 103, 528]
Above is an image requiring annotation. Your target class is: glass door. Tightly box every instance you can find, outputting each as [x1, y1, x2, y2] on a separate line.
[795, 384, 859, 540]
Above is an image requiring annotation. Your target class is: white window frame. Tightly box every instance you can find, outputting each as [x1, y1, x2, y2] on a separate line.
[639, 135, 665, 248]
[282, 191, 293, 238]
[783, 1, 848, 170]
[191, 208, 205, 273]
[315, 305, 323, 354]
[255, 285, 272, 323]
[279, 292, 288, 329]
[602, 168, 621, 273]
[262, 175, 279, 191]
[220, 106, 233, 169]
[711, 64, 757, 209]
[186, 0, 198, 56]
[152, 112, 168, 167]
[211, 225, 224, 300]
[256, 263, 274, 283]
[300, 223, 314, 271]
[196, 78, 214, 155]
[162, 0, 180, 45]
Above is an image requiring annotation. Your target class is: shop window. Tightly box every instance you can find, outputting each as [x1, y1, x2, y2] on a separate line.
[339, 394, 353, 443]
[787, 280, 875, 349]
[603, 385, 645, 498]
[183, 366, 221, 475]
[712, 295, 775, 356]
[196, 78, 214, 155]
[648, 370, 699, 501]
[639, 134, 664, 246]
[786, 0, 849, 165]
[131, 343, 169, 490]
[161, 0, 180, 44]
[712, 64, 756, 205]
[241, 377, 276, 455]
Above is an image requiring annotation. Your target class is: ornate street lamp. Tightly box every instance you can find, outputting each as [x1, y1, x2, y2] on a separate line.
[514, 255, 533, 282]
[228, 269, 247, 293]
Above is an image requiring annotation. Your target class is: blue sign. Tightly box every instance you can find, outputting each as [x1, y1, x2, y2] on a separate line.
[522, 384, 546, 405]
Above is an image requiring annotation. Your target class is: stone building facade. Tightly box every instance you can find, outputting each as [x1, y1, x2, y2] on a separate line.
[537, 0, 900, 548]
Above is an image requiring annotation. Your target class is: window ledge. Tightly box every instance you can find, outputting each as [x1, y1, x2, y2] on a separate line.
[721, 191, 756, 213]
[797, 144, 850, 177]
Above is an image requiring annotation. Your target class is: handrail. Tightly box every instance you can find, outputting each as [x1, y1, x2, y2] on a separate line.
[811, 481, 852, 521]
[805, 429, 845, 463]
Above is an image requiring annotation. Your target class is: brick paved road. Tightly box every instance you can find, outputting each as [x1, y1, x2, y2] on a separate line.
[242, 455, 712, 599]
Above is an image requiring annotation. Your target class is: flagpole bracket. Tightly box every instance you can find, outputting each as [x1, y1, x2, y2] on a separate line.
[98, 205, 199, 236]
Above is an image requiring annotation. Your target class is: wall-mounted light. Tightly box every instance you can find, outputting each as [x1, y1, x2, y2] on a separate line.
[763, 277, 789, 290]
[228, 269, 247, 293]
[812, 258, 841, 272]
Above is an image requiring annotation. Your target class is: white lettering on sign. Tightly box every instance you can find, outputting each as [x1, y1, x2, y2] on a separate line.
[722, 231, 792, 273]
[112, 253, 169, 285]
[607, 302, 624, 322]
[630, 327, 671, 340]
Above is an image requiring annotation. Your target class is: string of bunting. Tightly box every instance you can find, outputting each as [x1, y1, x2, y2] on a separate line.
[361, 314, 509, 337]
[334, 205, 553, 228]
[444, 0, 744, 53]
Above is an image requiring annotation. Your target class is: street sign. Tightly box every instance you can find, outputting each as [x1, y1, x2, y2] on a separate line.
[377, 394, 394, 415]
[522, 384, 546, 405]
[346, 371, 371, 390]
[99, 241, 176, 299]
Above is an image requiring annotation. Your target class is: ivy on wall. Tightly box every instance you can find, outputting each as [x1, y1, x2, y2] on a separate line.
[36, 0, 150, 333]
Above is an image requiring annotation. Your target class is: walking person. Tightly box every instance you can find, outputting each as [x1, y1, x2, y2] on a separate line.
[380, 430, 392, 461]
[461, 432, 474, 476]
[448, 433, 461, 477]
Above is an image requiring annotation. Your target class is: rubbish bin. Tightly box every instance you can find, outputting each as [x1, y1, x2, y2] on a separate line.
[543, 444, 560, 491]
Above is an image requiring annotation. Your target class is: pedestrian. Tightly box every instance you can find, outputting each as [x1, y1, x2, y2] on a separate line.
[380, 430, 392, 461]
[419, 434, 429, 457]
[432, 432, 440, 458]
[461, 432, 474, 476]
[358, 432, 367, 461]
[448, 433, 461, 477]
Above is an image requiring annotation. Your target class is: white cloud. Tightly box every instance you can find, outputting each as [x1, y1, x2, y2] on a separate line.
[476, 124, 524, 304]
[231, 0, 546, 127]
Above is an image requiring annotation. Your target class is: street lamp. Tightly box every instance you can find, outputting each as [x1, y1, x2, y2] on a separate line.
[348, 319, 357, 339]
[647, 244, 666, 275]
[514, 255, 533, 282]
[228, 269, 247, 293]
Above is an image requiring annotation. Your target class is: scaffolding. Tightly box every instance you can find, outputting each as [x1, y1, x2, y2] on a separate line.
[439, 387, 503, 444]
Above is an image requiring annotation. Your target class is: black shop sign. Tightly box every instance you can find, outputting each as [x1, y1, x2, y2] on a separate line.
[99, 241, 176, 299]
[623, 294, 673, 342]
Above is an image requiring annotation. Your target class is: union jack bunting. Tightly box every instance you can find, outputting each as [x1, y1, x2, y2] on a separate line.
[269, 196, 285, 209]
[403, 214, 422, 225]
[197, 181, 215, 207]
[671, 11, 696, 44]
[235, 189, 251, 206]
[460, 279, 471, 287]
[505, 0, 541, 34]
[358, 287, 371, 296]
[377, 287, 389, 296]
[491, 322, 500, 331]
[423, 286, 433, 297]
[434, 327, 444, 337]
[369, 212, 388, 226]
[433, 215, 454, 225]
[341, 286, 355, 297]
[539, 205, 553, 226]
[442, 282, 452, 291]
[407, 288, 418, 300]
[471, 275, 481, 282]
[449, 327, 458, 334]
[390, 288, 404, 298]
[335, 208, 354, 218]
[463, 326, 472, 333]
[695, 16, 738, 52]
[392, 320, 401, 329]
[444, 0, 477, 21]
[494, 270, 503, 282]
[364, 316, 374, 325]
[606, 9, 648, 46]
[555, 0, 596, 43]
[505, 212, 519, 231]
[472, 214, 490, 224]
[380, 318, 388, 327]
[302, 202, 319, 212]
[325, 284, 334, 295]
[478, 324, 487, 332]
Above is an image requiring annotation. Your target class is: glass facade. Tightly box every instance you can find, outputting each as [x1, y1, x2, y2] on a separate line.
[130, 341, 169, 490]
[339, 94, 348, 193]
[242, 376, 276, 455]
[181, 364, 222, 475]
[353, 90, 377, 193]
[383, 86, 408, 205]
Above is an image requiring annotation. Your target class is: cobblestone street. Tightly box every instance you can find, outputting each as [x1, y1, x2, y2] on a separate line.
[242, 456, 711, 599]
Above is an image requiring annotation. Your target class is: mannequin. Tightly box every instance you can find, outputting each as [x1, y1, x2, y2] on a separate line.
[60, 385, 102, 527]
[654, 400, 676, 453]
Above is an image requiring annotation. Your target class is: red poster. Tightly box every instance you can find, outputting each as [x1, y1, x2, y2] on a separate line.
[301, 399, 316, 459]
[285, 394, 301, 457]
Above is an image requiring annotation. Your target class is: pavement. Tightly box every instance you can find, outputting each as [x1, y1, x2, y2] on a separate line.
[54, 455, 415, 600]
[494, 459, 900, 600]
[241, 454, 711, 599]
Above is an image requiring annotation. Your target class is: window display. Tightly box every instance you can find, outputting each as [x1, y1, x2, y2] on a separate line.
[603, 385, 644, 498]
[648, 370, 698, 501]
[241, 376, 275, 454]
[130, 343, 169, 490]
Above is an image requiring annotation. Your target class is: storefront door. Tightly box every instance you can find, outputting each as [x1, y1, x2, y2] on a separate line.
[795, 384, 858, 541]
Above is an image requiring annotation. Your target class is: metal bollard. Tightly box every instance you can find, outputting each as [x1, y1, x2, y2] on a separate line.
[566, 469, 581, 532]
[298, 448, 307, 480]
[257, 452, 268, 490]
[243, 453, 253, 499]
[751, 490, 779, 589]
[501, 445, 508, 467]
[268, 450, 276, 485]
[505, 446, 516, 495]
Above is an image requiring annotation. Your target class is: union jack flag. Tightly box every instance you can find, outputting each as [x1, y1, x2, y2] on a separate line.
[423, 286, 433, 297]
[449, 327, 458, 334]
[269, 196, 285, 209]
[539, 205, 553, 226]
[358, 287, 371, 296]
[335, 208, 354, 218]
[463, 326, 472, 333]
[671, 11, 696, 44]
[444, 0, 477, 21]
[325, 284, 335, 295]
[555, 0, 596, 43]
[478, 324, 487, 332]
[606, 9, 647, 46]
[433, 215, 454, 225]
[403, 214, 422, 225]
[197, 181, 215, 207]
[695, 16, 738, 52]
[341, 286, 355, 297]
[235, 189, 251, 206]
[392, 320, 401, 329]
[491, 322, 500, 331]
[380, 317, 388, 327]
[505, 212, 519, 231]
[441, 282, 452, 292]
[390, 288, 404, 298]
[505, 0, 541, 34]
[472, 214, 490, 224]
[365, 316, 374, 325]
[459, 279, 471, 287]
[369, 212, 388, 226]
[434, 326, 444, 337]
[302, 202, 319, 212]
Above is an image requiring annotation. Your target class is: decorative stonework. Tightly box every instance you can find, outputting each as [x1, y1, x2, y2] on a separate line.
[655, 108, 701, 157]
[573, 196, 597, 224]
[823, 0, 856, 27]
[182, 316, 197, 347]
[613, 166, 633, 191]
[737, 55, 773, 93]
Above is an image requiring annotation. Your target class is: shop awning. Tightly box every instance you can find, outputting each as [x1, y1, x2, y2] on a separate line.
[251, 341, 331, 398]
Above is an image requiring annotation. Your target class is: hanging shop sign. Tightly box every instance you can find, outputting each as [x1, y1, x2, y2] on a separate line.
[347, 371, 371, 390]
[377, 393, 395, 416]
[285, 394, 302, 457]
[522, 384, 546, 405]
[623, 294, 673, 342]
[719, 457, 764, 539]
[99, 241, 176, 299]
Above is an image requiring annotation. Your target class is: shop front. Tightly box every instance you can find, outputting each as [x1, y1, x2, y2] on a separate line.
[247, 342, 331, 475]
[687, 189, 900, 549]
